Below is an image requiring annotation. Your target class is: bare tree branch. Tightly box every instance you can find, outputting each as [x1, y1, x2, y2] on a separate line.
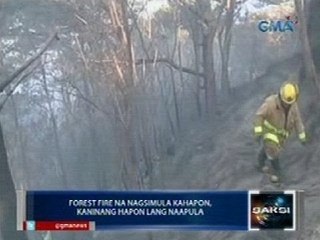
[64, 79, 111, 117]
[62, 77, 128, 129]
[135, 58, 204, 78]
[0, 31, 59, 93]
[0, 61, 41, 111]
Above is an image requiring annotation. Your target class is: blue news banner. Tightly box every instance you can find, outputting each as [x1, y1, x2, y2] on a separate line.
[25, 191, 248, 230]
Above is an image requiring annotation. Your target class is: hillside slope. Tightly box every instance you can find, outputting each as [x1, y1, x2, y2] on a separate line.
[155, 66, 320, 240]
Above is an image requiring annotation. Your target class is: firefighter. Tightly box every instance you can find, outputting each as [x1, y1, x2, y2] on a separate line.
[253, 80, 306, 183]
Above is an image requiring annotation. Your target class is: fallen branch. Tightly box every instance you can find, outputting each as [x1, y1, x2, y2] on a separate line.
[75, 14, 88, 25]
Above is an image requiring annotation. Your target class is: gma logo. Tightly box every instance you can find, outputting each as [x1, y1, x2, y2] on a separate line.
[258, 20, 297, 32]
[252, 206, 291, 214]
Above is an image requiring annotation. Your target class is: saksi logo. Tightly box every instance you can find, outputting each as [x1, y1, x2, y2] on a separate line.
[252, 206, 291, 214]
[258, 16, 298, 32]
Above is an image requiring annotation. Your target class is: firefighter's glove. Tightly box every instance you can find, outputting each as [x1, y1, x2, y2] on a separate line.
[254, 126, 263, 144]
[299, 132, 307, 146]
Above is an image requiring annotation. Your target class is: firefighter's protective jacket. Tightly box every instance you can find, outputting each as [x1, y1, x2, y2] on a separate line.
[254, 94, 306, 146]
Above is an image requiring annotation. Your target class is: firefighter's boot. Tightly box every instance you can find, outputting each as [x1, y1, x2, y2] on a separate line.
[257, 147, 268, 172]
[270, 158, 281, 183]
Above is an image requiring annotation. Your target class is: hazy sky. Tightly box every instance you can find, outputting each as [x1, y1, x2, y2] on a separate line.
[138, 0, 294, 19]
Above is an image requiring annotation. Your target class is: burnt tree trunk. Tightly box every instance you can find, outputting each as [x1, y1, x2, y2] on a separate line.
[192, 28, 202, 118]
[203, 29, 216, 117]
[219, 0, 235, 97]
[295, 0, 320, 92]
[169, 67, 181, 131]
[0, 123, 28, 240]
[41, 63, 68, 187]
[197, 0, 224, 117]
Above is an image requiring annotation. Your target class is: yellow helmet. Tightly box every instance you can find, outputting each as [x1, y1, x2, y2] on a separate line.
[279, 82, 299, 104]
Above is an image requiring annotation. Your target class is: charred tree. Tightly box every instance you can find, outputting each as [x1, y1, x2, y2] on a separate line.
[191, 27, 203, 118]
[0, 32, 57, 239]
[109, 0, 140, 189]
[295, 0, 320, 92]
[218, 0, 236, 97]
[177, 0, 224, 116]
[308, 0, 320, 75]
